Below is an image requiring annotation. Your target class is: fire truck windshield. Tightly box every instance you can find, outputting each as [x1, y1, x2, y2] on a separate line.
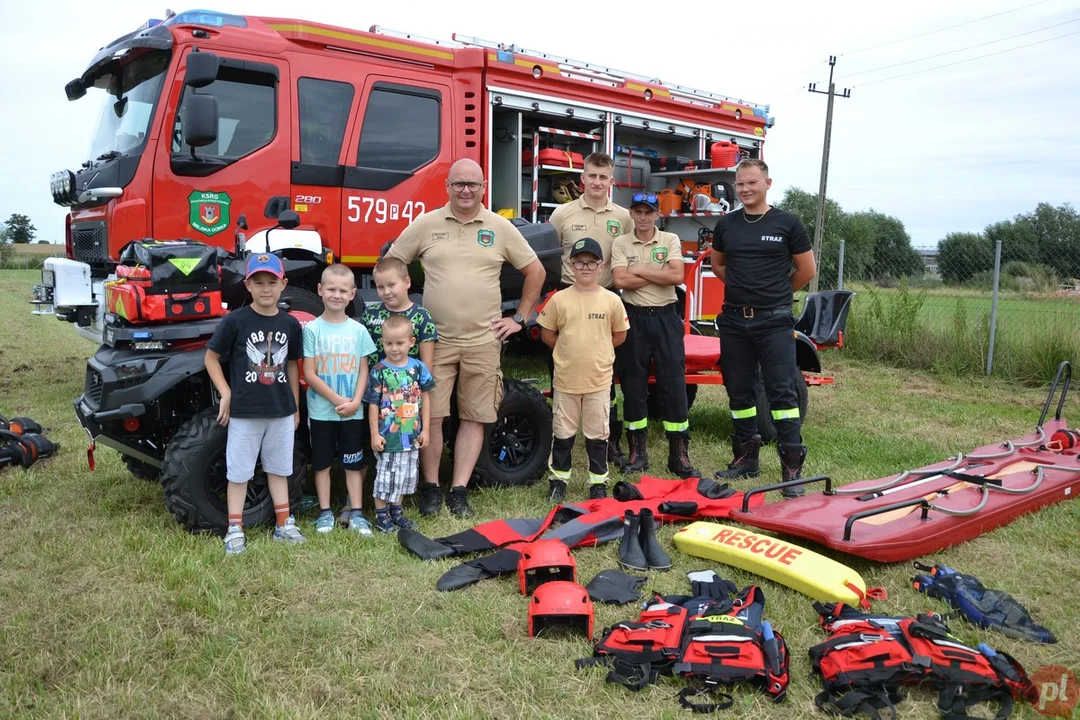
[86, 50, 169, 163]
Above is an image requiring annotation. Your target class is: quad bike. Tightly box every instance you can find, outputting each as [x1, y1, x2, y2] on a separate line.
[71, 212, 553, 535]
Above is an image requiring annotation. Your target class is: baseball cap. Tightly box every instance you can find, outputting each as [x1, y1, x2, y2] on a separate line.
[630, 192, 660, 211]
[245, 252, 284, 279]
[569, 237, 604, 260]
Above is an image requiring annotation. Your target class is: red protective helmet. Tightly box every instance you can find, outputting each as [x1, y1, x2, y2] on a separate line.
[528, 581, 594, 640]
[518, 539, 577, 596]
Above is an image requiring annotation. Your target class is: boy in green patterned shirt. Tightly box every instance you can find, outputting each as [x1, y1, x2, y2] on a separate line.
[360, 256, 438, 370]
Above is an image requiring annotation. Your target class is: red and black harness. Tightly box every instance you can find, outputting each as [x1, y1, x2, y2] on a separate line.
[576, 584, 790, 713]
[809, 602, 1037, 720]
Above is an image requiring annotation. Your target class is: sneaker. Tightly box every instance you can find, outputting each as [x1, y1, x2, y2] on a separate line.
[418, 482, 443, 516]
[272, 516, 307, 544]
[588, 483, 609, 500]
[446, 486, 475, 518]
[347, 513, 374, 536]
[393, 514, 417, 531]
[314, 511, 336, 534]
[224, 524, 246, 556]
[374, 513, 398, 533]
[548, 479, 567, 504]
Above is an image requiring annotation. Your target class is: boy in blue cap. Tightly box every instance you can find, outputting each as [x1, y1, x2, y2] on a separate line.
[205, 252, 305, 556]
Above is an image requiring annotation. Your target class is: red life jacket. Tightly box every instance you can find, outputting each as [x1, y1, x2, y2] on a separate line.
[810, 602, 1038, 720]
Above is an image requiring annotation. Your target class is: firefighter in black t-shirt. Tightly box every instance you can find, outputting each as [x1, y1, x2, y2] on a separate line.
[710, 159, 817, 497]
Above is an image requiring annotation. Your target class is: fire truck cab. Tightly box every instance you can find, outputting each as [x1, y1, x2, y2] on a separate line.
[38, 9, 774, 342]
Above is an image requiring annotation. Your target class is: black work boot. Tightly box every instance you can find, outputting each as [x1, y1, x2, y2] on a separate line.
[588, 482, 608, 500]
[418, 482, 443, 516]
[638, 508, 672, 571]
[623, 429, 650, 473]
[714, 434, 762, 480]
[666, 431, 702, 479]
[778, 443, 808, 499]
[547, 479, 567, 504]
[607, 419, 628, 471]
[446, 486, 475, 517]
[618, 510, 648, 571]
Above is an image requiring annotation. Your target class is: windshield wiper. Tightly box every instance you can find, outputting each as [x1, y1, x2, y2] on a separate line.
[96, 150, 122, 162]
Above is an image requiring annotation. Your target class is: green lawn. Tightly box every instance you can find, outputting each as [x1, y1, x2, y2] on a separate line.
[1, 269, 1078, 719]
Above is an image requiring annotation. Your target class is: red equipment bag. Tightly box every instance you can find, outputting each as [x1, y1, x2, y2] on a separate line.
[105, 280, 225, 324]
[810, 602, 1038, 720]
[522, 148, 584, 169]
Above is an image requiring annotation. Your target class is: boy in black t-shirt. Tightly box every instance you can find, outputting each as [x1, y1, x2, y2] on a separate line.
[205, 252, 305, 556]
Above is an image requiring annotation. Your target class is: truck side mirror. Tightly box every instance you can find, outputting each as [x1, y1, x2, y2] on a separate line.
[276, 210, 300, 230]
[184, 51, 220, 88]
[182, 94, 218, 148]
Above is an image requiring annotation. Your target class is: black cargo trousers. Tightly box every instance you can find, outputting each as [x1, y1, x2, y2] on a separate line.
[618, 302, 688, 433]
[716, 306, 802, 447]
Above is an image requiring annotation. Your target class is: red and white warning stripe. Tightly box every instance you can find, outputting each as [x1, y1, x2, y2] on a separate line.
[531, 132, 540, 220]
[539, 126, 602, 141]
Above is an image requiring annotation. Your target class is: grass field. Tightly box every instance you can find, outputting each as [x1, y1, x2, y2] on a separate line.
[1, 269, 1078, 719]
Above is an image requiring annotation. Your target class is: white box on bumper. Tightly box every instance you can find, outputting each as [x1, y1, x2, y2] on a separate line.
[30, 257, 108, 343]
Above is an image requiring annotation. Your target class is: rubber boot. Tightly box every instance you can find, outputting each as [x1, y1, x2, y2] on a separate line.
[638, 508, 671, 571]
[623, 429, 649, 473]
[607, 419, 627, 471]
[778, 443, 808, 499]
[618, 510, 648, 571]
[714, 434, 762, 480]
[666, 431, 702, 479]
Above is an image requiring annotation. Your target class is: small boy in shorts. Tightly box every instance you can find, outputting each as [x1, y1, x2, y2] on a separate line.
[205, 252, 305, 556]
[302, 263, 377, 535]
[360, 255, 438, 371]
[537, 237, 630, 503]
[362, 314, 436, 532]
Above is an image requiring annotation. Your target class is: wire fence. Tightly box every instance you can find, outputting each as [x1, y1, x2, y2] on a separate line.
[827, 238, 1080, 387]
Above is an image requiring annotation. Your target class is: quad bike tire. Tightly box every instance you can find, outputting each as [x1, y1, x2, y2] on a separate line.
[278, 287, 324, 316]
[470, 378, 552, 489]
[161, 408, 307, 535]
[755, 369, 809, 445]
[124, 456, 160, 481]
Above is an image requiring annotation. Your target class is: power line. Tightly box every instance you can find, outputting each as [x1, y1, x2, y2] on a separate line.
[839, 0, 1056, 56]
[852, 27, 1080, 87]
[841, 16, 1080, 79]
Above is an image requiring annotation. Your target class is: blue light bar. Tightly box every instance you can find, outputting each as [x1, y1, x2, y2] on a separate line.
[163, 10, 248, 29]
[133, 331, 152, 339]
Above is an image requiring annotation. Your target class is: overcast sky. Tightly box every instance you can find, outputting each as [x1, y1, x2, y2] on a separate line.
[4, 0, 1078, 249]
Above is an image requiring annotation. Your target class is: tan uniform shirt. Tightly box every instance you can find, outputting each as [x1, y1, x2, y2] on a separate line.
[609, 229, 683, 307]
[549, 197, 632, 288]
[388, 203, 538, 346]
[537, 286, 630, 394]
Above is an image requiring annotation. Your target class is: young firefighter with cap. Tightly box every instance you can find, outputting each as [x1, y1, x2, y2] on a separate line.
[547, 152, 633, 469]
[710, 158, 817, 497]
[537, 237, 629, 502]
[610, 193, 701, 479]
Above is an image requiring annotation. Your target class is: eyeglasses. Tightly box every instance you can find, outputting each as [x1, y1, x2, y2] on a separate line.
[449, 181, 484, 192]
[734, 180, 765, 189]
[632, 193, 658, 205]
[572, 260, 600, 270]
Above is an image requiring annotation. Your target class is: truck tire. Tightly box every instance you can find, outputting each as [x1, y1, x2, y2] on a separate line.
[755, 370, 809, 445]
[279, 287, 323, 316]
[471, 379, 552, 489]
[161, 408, 307, 535]
[124, 456, 160, 481]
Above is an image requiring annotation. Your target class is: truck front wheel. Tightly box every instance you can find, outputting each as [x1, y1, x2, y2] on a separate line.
[161, 408, 307, 535]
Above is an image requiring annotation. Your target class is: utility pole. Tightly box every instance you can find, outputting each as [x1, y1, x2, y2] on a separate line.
[807, 56, 851, 293]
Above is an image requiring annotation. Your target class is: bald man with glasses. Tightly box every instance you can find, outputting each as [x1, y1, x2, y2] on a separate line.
[387, 159, 545, 517]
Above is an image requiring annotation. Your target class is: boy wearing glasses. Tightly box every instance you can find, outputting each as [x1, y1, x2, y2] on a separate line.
[610, 193, 701, 479]
[537, 237, 629, 503]
[386, 159, 545, 517]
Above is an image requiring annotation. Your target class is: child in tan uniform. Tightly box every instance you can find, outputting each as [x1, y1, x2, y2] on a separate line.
[537, 237, 630, 503]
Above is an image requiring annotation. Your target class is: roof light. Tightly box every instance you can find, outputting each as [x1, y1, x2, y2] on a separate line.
[163, 10, 247, 29]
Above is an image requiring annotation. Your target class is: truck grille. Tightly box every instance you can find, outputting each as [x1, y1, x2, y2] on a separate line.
[85, 369, 103, 409]
[71, 221, 108, 264]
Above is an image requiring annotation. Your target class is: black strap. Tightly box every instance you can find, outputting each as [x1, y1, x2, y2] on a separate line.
[679, 685, 735, 713]
[815, 688, 903, 720]
[575, 656, 658, 691]
[936, 684, 1014, 720]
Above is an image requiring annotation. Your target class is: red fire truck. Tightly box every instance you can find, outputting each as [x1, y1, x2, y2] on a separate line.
[38, 8, 776, 341]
